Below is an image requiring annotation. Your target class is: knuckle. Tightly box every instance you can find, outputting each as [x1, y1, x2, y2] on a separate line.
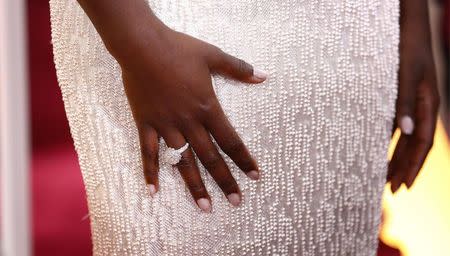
[237, 59, 251, 75]
[416, 91, 427, 104]
[217, 177, 238, 191]
[237, 59, 246, 73]
[415, 135, 433, 150]
[202, 152, 222, 170]
[144, 166, 158, 177]
[173, 113, 194, 130]
[188, 182, 207, 194]
[141, 145, 156, 159]
[223, 139, 246, 156]
[176, 154, 196, 169]
[198, 98, 218, 116]
[178, 113, 193, 123]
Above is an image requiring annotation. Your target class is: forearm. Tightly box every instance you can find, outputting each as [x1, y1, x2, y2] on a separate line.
[76, 0, 168, 60]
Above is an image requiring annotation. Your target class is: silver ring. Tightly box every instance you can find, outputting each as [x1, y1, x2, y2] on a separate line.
[161, 142, 190, 166]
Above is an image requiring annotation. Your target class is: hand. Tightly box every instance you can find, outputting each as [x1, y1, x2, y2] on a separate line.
[118, 25, 268, 212]
[387, 0, 440, 193]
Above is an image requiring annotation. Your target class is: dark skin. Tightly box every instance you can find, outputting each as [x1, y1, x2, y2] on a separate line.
[76, 0, 440, 212]
[388, 0, 440, 193]
[76, 0, 266, 213]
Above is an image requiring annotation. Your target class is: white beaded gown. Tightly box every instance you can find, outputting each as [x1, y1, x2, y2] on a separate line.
[49, 0, 400, 255]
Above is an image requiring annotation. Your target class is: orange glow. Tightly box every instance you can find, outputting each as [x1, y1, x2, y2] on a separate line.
[381, 118, 450, 255]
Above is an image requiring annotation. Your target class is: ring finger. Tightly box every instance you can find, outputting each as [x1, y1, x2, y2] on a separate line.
[159, 129, 212, 213]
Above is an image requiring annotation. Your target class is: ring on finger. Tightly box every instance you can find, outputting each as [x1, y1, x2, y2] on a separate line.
[161, 142, 190, 166]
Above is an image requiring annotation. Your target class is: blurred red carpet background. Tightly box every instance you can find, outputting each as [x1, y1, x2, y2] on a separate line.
[30, 0, 437, 255]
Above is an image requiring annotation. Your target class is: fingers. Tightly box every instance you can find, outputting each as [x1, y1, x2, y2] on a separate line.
[388, 45, 417, 191]
[138, 125, 159, 196]
[206, 46, 268, 84]
[184, 125, 243, 207]
[160, 129, 212, 213]
[389, 80, 439, 193]
[204, 107, 260, 180]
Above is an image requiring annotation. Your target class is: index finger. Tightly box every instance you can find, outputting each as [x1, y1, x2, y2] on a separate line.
[204, 104, 260, 180]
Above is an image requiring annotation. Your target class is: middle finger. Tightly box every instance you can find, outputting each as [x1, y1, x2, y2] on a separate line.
[185, 124, 243, 207]
[159, 129, 212, 213]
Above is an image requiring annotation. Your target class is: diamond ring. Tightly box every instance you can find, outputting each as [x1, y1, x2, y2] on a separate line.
[161, 142, 190, 166]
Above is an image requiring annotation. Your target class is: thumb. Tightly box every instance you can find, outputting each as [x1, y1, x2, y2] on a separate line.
[395, 61, 419, 135]
[207, 47, 268, 84]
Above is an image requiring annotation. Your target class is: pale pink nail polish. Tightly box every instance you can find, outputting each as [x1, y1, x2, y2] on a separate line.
[253, 68, 268, 80]
[400, 116, 414, 135]
[246, 170, 260, 180]
[149, 184, 156, 197]
[227, 193, 241, 206]
[197, 198, 211, 213]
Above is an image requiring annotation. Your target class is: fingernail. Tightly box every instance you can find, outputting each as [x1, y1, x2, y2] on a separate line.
[149, 184, 156, 197]
[247, 170, 260, 180]
[227, 193, 241, 206]
[196, 198, 211, 213]
[400, 116, 414, 135]
[253, 68, 268, 81]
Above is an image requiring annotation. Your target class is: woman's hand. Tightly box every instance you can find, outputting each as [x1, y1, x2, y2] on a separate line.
[75, 0, 267, 212]
[387, 0, 440, 193]
[118, 25, 267, 212]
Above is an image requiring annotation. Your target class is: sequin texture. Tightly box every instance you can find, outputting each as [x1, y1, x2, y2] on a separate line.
[49, 0, 400, 255]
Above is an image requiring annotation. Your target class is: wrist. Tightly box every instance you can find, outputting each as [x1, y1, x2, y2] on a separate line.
[104, 14, 172, 63]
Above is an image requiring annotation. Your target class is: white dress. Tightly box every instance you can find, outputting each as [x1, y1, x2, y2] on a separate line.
[49, 0, 399, 255]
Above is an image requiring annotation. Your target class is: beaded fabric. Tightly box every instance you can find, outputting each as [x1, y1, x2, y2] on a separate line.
[49, 0, 399, 255]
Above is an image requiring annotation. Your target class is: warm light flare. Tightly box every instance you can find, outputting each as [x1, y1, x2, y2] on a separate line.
[381, 118, 450, 256]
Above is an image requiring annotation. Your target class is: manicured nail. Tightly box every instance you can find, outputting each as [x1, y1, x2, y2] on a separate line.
[149, 184, 156, 197]
[253, 68, 268, 81]
[197, 198, 211, 213]
[247, 170, 260, 180]
[400, 116, 414, 135]
[227, 193, 241, 206]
